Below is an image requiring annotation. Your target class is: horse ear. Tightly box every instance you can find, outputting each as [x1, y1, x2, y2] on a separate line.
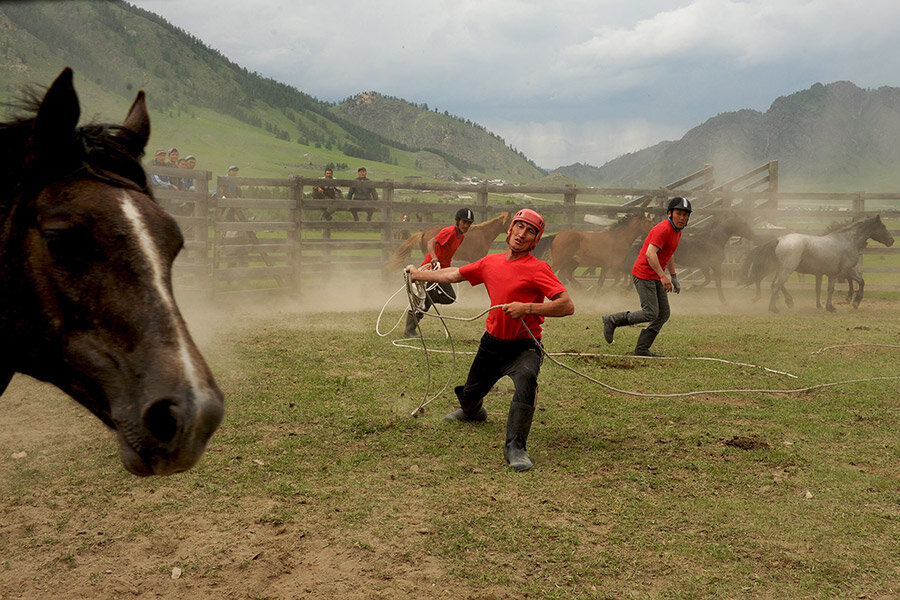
[32, 67, 80, 163]
[122, 90, 150, 151]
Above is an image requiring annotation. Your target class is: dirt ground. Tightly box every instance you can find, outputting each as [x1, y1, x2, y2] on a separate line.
[0, 278, 523, 600]
[0, 275, 886, 599]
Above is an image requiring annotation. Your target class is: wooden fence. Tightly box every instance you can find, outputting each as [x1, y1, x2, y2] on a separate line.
[149, 162, 900, 298]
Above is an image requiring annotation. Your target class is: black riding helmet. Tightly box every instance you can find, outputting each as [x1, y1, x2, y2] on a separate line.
[455, 207, 475, 223]
[667, 197, 692, 213]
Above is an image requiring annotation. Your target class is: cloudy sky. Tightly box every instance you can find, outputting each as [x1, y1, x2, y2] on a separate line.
[131, 0, 900, 169]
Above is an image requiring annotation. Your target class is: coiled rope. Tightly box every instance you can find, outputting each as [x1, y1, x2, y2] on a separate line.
[386, 271, 900, 417]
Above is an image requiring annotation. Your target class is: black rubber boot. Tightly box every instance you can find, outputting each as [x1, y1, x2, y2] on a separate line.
[503, 402, 535, 472]
[404, 310, 420, 337]
[444, 386, 487, 421]
[602, 311, 630, 344]
[633, 329, 662, 357]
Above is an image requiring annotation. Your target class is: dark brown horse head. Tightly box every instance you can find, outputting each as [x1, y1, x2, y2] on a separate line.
[0, 68, 224, 476]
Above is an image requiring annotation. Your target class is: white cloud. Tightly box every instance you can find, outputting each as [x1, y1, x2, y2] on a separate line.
[132, 0, 900, 167]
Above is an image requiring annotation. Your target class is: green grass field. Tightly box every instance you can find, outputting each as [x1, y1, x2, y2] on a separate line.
[1, 285, 899, 598]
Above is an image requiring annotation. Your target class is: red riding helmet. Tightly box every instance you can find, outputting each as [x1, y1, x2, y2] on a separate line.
[507, 208, 545, 250]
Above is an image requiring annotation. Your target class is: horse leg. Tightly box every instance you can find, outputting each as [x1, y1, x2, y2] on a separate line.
[752, 280, 762, 303]
[560, 261, 580, 289]
[713, 267, 726, 303]
[768, 278, 782, 313]
[770, 270, 795, 312]
[851, 274, 865, 308]
[782, 286, 794, 309]
[815, 275, 823, 309]
[825, 276, 836, 312]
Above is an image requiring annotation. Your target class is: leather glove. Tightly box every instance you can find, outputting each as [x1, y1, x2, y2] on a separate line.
[670, 274, 681, 294]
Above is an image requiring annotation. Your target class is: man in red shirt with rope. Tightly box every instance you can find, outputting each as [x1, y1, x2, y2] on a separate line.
[404, 208, 475, 337]
[405, 208, 575, 472]
[602, 197, 692, 357]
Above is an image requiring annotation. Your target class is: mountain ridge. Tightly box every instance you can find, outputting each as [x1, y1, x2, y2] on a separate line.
[554, 81, 900, 192]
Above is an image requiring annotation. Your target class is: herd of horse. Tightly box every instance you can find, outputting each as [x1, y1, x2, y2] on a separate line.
[2, 69, 896, 475]
[389, 209, 895, 312]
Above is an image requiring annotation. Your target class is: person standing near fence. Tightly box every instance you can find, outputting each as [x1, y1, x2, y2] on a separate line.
[601, 197, 692, 357]
[346, 166, 376, 221]
[405, 208, 574, 472]
[404, 207, 476, 337]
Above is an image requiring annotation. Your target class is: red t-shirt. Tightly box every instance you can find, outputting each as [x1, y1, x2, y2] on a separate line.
[421, 225, 464, 267]
[459, 253, 567, 340]
[632, 219, 682, 280]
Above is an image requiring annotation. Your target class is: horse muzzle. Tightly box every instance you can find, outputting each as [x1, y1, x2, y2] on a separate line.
[115, 385, 225, 476]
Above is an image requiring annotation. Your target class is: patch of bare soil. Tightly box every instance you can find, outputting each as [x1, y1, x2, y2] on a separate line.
[724, 435, 770, 450]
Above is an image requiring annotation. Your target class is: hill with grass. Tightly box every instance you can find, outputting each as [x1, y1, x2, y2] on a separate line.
[554, 82, 900, 192]
[0, 1, 544, 183]
[332, 93, 544, 181]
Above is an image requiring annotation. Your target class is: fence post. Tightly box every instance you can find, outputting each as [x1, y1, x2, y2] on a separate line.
[382, 180, 394, 271]
[290, 175, 302, 292]
[477, 183, 489, 222]
[853, 191, 864, 216]
[563, 184, 576, 226]
[195, 171, 212, 298]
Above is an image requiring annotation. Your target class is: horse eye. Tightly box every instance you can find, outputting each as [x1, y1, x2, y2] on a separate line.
[42, 223, 92, 259]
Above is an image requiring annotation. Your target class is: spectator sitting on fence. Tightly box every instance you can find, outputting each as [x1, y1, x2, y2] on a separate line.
[177, 158, 194, 192]
[346, 166, 377, 222]
[314, 168, 344, 221]
[147, 148, 174, 189]
[180, 155, 197, 191]
[166, 147, 184, 190]
[212, 165, 243, 199]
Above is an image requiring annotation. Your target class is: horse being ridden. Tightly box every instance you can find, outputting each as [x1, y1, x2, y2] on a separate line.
[550, 213, 653, 289]
[673, 212, 756, 303]
[0, 68, 224, 475]
[764, 215, 894, 312]
[388, 211, 511, 269]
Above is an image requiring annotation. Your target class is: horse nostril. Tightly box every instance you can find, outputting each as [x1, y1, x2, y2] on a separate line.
[143, 399, 179, 443]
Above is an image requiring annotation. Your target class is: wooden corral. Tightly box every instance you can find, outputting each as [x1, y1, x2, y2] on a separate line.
[146, 162, 900, 297]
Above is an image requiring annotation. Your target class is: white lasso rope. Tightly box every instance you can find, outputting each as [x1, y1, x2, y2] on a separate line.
[388, 272, 900, 415]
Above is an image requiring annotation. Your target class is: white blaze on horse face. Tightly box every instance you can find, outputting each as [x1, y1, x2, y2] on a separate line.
[118, 191, 205, 402]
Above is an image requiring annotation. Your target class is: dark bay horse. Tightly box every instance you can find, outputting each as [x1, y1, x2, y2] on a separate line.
[756, 215, 894, 312]
[550, 213, 652, 288]
[388, 211, 512, 269]
[673, 212, 756, 302]
[0, 68, 224, 475]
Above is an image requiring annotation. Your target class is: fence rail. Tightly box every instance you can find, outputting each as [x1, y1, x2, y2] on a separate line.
[149, 162, 900, 297]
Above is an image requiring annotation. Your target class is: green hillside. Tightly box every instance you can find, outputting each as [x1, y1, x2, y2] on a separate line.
[332, 92, 544, 181]
[0, 1, 543, 183]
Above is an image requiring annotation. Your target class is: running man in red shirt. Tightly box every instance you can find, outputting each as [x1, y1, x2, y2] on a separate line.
[602, 197, 692, 356]
[406, 209, 575, 472]
[404, 208, 475, 337]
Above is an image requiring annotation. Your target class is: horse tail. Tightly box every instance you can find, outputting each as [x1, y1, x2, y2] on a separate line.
[533, 233, 555, 259]
[388, 231, 424, 270]
[740, 239, 778, 286]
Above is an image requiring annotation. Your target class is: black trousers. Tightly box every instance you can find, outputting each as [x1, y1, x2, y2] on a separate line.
[424, 282, 457, 311]
[456, 332, 543, 412]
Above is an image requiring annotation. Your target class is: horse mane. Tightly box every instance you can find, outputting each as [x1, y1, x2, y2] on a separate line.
[0, 91, 150, 208]
[822, 218, 855, 234]
[610, 213, 644, 230]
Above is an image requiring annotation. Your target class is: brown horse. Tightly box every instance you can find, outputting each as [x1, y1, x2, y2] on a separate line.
[551, 213, 653, 288]
[388, 211, 512, 269]
[0, 68, 224, 476]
